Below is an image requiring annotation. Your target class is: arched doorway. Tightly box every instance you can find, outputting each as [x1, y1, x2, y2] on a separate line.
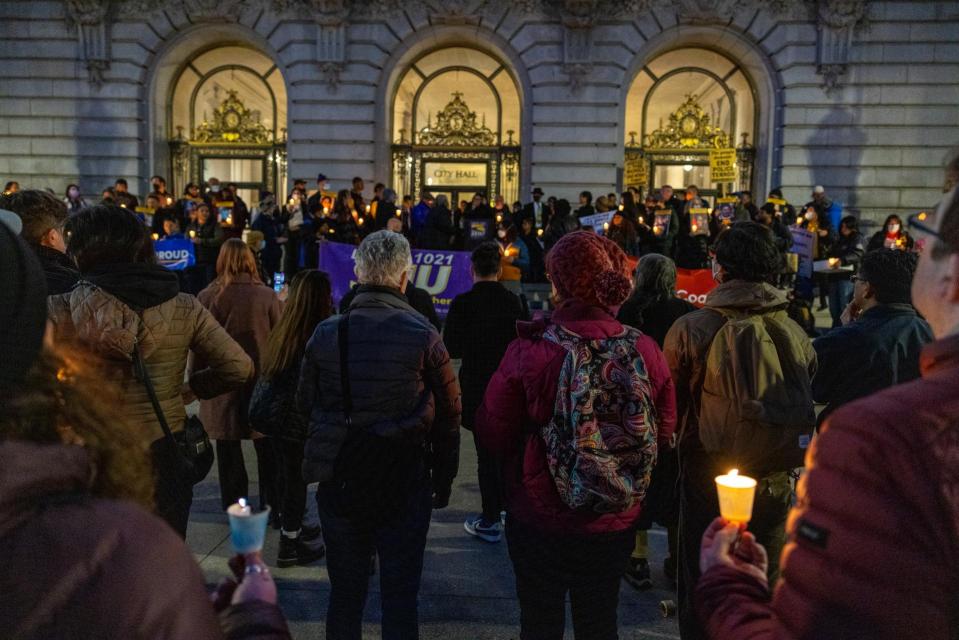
[623, 47, 758, 199]
[390, 47, 522, 206]
[163, 45, 288, 205]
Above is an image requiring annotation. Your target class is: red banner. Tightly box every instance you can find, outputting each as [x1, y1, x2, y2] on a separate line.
[676, 268, 717, 307]
[625, 257, 716, 308]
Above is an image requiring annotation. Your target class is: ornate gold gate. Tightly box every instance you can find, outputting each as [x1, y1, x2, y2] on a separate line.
[391, 92, 520, 205]
[169, 90, 287, 200]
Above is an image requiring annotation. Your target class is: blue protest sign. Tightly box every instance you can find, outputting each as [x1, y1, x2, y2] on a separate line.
[155, 235, 196, 271]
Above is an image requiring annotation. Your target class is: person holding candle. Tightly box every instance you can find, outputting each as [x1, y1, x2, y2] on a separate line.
[113, 177, 139, 210]
[329, 189, 360, 245]
[696, 180, 959, 640]
[811, 248, 932, 426]
[63, 182, 88, 215]
[185, 202, 226, 294]
[518, 216, 546, 282]
[299, 230, 461, 639]
[867, 213, 914, 252]
[476, 231, 677, 640]
[349, 175, 366, 213]
[663, 221, 816, 640]
[824, 215, 865, 328]
[0, 224, 292, 639]
[251, 191, 286, 285]
[606, 208, 640, 257]
[495, 221, 530, 292]
[47, 205, 253, 537]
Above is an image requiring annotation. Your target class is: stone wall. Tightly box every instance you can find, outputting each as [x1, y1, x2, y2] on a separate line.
[1, 0, 957, 222]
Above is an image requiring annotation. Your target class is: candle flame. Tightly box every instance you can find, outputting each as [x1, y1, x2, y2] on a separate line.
[238, 497, 247, 509]
[537, 228, 544, 236]
[728, 469, 739, 477]
[918, 212, 928, 221]
[151, 233, 159, 241]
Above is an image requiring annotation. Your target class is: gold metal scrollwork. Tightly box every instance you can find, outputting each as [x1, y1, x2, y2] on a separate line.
[193, 90, 273, 144]
[417, 92, 496, 147]
[643, 94, 730, 151]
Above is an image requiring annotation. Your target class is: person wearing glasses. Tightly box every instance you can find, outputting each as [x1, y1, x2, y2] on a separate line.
[696, 170, 959, 640]
[811, 248, 933, 427]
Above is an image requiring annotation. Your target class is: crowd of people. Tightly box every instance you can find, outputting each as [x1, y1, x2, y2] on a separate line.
[1, 151, 957, 640]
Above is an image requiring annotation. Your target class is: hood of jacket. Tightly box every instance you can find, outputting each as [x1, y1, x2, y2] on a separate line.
[65, 264, 180, 361]
[704, 279, 789, 312]
[0, 441, 92, 538]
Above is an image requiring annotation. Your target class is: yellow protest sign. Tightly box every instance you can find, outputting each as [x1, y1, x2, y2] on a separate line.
[767, 197, 786, 206]
[624, 156, 648, 188]
[709, 148, 737, 183]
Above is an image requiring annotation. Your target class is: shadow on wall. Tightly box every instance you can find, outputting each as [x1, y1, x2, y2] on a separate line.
[76, 97, 134, 198]
[808, 107, 865, 218]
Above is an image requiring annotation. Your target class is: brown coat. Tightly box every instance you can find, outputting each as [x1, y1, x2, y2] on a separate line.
[0, 441, 290, 639]
[196, 275, 282, 440]
[48, 282, 253, 445]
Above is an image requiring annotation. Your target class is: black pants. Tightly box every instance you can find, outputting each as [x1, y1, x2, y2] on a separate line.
[273, 437, 308, 533]
[676, 448, 792, 640]
[506, 518, 634, 640]
[317, 481, 433, 640]
[216, 439, 278, 512]
[153, 457, 194, 538]
[472, 430, 503, 523]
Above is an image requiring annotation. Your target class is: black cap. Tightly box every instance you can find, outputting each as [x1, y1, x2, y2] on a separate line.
[316, 173, 328, 183]
[532, 187, 544, 196]
[769, 188, 783, 198]
[0, 223, 47, 389]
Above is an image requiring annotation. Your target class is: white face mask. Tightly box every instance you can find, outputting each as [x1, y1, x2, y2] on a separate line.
[497, 229, 507, 239]
[210, 185, 221, 193]
[888, 223, 901, 233]
[321, 182, 329, 191]
[804, 209, 816, 221]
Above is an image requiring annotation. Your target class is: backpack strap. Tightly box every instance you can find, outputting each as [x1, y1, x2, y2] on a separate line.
[338, 312, 353, 428]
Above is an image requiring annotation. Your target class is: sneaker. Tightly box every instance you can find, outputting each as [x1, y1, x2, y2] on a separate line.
[276, 535, 326, 568]
[624, 558, 653, 590]
[464, 515, 502, 543]
[663, 555, 677, 583]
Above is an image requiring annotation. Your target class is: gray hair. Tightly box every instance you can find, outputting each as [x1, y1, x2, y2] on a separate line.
[354, 230, 412, 288]
[435, 194, 449, 209]
[633, 253, 677, 302]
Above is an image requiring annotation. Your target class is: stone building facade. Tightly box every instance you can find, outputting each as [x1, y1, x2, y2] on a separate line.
[1, 0, 957, 221]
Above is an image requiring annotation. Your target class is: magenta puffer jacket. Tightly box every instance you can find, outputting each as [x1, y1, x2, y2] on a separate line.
[476, 299, 677, 536]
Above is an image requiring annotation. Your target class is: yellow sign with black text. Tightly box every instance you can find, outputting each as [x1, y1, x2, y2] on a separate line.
[624, 156, 648, 188]
[709, 148, 737, 183]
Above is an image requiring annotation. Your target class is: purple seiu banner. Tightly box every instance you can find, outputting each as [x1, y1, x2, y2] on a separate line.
[318, 241, 473, 318]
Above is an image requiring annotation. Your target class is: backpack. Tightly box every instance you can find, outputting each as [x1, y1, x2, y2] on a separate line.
[698, 308, 816, 473]
[541, 324, 658, 513]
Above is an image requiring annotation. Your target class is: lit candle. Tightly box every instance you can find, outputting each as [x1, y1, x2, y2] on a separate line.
[496, 214, 503, 223]
[691, 223, 699, 232]
[151, 232, 159, 241]
[603, 221, 610, 231]
[537, 228, 544, 237]
[395, 210, 402, 217]
[120, 203, 127, 208]
[166, 196, 173, 205]
[715, 469, 757, 524]
[654, 226, 662, 235]
[323, 206, 330, 215]
[796, 216, 803, 226]
[227, 215, 233, 225]
[618, 204, 624, 212]
[365, 204, 371, 213]
[828, 257, 840, 269]
[289, 198, 295, 205]
[229, 497, 252, 517]
[189, 230, 196, 239]
[358, 217, 365, 226]
[226, 497, 271, 554]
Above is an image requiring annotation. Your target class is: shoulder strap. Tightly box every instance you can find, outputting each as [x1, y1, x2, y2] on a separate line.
[338, 312, 353, 427]
[132, 340, 178, 447]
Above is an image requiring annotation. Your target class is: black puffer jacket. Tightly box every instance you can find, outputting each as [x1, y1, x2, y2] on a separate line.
[33, 244, 80, 295]
[298, 286, 461, 499]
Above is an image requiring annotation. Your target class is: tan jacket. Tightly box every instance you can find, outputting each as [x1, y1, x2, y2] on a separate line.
[48, 283, 253, 444]
[664, 280, 817, 449]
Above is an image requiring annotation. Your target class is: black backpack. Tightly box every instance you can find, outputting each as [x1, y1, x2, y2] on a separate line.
[326, 312, 427, 527]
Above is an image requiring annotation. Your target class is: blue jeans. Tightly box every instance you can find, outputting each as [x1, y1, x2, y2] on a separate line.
[828, 277, 854, 328]
[317, 480, 432, 640]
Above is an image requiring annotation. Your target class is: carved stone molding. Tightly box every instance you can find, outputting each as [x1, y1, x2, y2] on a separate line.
[670, 0, 751, 24]
[65, 0, 112, 87]
[122, 0, 252, 20]
[815, 0, 868, 93]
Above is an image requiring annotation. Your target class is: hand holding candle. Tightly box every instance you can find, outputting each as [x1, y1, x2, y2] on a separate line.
[828, 257, 840, 269]
[715, 469, 757, 525]
[227, 498, 271, 554]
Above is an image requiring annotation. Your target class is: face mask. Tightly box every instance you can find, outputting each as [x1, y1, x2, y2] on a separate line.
[497, 229, 507, 239]
[321, 182, 329, 191]
[69, 189, 79, 198]
[259, 240, 266, 250]
[888, 223, 901, 233]
[804, 209, 816, 221]
[210, 185, 221, 193]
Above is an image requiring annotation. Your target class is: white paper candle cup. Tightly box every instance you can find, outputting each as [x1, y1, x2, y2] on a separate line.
[715, 469, 757, 524]
[227, 501, 271, 554]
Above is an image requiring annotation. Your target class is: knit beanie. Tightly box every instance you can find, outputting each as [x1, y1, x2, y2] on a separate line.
[546, 230, 632, 310]
[0, 222, 47, 389]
